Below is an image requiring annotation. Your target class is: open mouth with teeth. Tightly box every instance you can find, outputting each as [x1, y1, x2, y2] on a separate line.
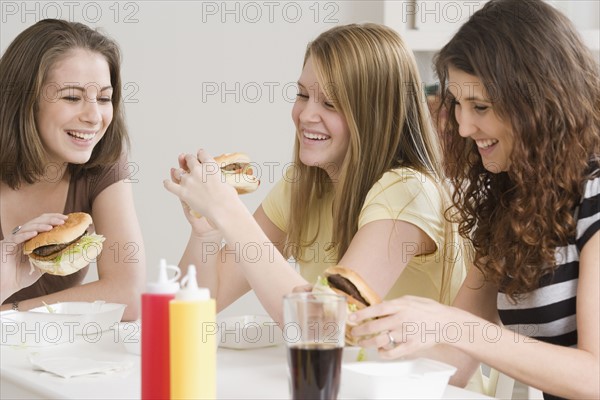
[476, 139, 498, 149]
[303, 131, 330, 141]
[67, 131, 96, 141]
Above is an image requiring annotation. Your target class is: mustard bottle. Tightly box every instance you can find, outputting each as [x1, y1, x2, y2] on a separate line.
[169, 265, 216, 399]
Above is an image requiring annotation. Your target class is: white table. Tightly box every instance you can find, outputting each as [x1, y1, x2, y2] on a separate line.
[1, 324, 493, 399]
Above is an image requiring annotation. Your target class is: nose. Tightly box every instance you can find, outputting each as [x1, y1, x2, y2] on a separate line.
[80, 98, 102, 125]
[297, 98, 321, 124]
[456, 107, 477, 138]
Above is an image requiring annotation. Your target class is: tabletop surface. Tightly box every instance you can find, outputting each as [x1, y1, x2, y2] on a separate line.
[0, 322, 494, 399]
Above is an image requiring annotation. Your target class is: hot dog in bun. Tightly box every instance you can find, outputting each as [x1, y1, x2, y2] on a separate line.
[23, 212, 105, 276]
[313, 266, 381, 345]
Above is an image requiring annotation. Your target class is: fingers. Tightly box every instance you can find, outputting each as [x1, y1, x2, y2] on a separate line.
[350, 296, 433, 324]
[172, 150, 220, 181]
[196, 148, 215, 163]
[292, 284, 313, 293]
[170, 167, 188, 183]
[178, 153, 188, 170]
[165, 149, 224, 216]
[350, 313, 395, 340]
[7, 214, 68, 244]
[349, 300, 399, 324]
[163, 178, 182, 197]
[7, 229, 38, 245]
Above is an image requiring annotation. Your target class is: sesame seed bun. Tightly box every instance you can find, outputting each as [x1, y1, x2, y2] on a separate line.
[22, 212, 104, 276]
[23, 212, 92, 255]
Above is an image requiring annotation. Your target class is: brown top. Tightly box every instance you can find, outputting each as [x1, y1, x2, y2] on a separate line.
[2, 155, 129, 304]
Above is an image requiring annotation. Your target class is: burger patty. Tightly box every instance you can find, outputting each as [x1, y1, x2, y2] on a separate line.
[327, 274, 370, 306]
[32, 232, 86, 257]
[222, 162, 245, 172]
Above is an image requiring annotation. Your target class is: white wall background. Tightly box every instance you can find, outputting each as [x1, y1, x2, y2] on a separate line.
[1, 0, 385, 316]
[1, 1, 597, 317]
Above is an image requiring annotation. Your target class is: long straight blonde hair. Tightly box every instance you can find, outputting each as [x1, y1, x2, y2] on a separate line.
[285, 23, 462, 301]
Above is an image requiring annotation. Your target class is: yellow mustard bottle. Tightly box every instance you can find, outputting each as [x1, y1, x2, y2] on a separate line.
[169, 265, 216, 399]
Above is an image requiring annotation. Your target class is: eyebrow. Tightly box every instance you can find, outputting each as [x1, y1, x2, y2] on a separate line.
[447, 90, 490, 103]
[58, 85, 113, 92]
[463, 96, 491, 103]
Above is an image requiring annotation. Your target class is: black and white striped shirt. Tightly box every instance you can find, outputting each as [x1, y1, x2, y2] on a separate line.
[497, 164, 600, 400]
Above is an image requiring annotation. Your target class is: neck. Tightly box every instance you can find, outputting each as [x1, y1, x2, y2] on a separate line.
[24, 162, 70, 189]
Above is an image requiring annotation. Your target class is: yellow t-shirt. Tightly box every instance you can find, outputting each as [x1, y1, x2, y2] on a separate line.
[261, 167, 466, 304]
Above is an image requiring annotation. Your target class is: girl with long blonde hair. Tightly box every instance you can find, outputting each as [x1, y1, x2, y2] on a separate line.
[165, 23, 467, 324]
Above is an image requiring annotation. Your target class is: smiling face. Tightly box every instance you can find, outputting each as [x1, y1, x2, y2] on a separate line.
[291, 56, 350, 180]
[448, 67, 514, 173]
[36, 48, 113, 166]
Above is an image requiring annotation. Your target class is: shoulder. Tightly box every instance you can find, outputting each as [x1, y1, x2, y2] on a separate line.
[359, 167, 446, 232]
[580, 157, 600, 210]
[73, 153, 130, 199]
[584, 155, 600, 178]
[576, 157, 600, 248]
[366, 167, 443, 202]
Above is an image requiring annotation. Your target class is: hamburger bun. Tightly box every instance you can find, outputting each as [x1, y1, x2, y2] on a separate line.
[323, 266, 382, 310]
[23, 212, 92, 255]
[214, 152, 260, 194]
[189, 152, 260, 217]
[314, 266, 382, 345]
[23, 212, 105, 276]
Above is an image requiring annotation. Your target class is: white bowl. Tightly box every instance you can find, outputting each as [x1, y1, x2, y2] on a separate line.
[341, 358, 457, 399]
[217, 315, 283, 349]
[0, 301, 126, 347]
[115, 321, 141, 355]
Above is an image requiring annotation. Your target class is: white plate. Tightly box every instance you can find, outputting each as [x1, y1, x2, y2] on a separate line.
[0, 301, 126, 347]
[341, 358, 457, 399]
[217, 315, 283, 349]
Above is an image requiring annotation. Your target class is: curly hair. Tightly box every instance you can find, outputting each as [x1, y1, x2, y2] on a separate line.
[435, 0, 600, 299]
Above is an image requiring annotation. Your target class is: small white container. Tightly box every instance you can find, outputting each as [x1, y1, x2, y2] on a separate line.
[0, 301, 125, 347]
[341, 358, 457, 399]
[217, 315, 283, 349]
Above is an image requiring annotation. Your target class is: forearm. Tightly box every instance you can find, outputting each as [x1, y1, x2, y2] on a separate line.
[2, 276, 143, 321]
[212, 198, 307, 325]
[179, 232, 222, 298]
[0, 286, 18, 304]
[452, 317, 599, 398]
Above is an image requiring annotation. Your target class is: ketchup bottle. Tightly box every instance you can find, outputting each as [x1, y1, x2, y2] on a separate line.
[141, 259, 180, 400]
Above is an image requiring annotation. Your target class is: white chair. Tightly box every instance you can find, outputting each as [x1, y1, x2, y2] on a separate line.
[461, 363, 516, 398]
[483, 367, 515, 399]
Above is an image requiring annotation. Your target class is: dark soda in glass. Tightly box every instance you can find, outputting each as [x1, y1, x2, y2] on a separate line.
[288, 343, 343, 400]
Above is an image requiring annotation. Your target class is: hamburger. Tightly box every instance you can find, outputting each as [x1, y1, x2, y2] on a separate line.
[23, 212, 105, 276]
[313, 266, 381, 345]
[189, 152, 260, 218]
[215, 152, 260, 194]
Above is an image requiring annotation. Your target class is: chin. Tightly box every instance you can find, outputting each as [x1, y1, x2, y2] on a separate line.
[68, 152, 95, 165]
[483, 163, 509, 174]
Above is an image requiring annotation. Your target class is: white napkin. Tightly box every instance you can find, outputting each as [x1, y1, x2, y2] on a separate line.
[29, 354, 133, 378]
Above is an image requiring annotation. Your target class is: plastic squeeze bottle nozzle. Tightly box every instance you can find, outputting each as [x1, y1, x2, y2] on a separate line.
[141, 259, 181, 400]
[169, 265, 216, 400]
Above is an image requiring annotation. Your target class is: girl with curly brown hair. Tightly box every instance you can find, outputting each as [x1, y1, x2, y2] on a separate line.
[350, 1, 599, 399]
